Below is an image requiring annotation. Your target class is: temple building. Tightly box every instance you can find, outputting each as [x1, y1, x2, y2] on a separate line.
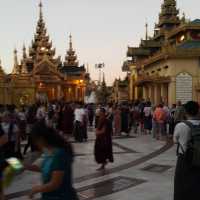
[123, 0, 200, 105]
[0, 2, 86, 105]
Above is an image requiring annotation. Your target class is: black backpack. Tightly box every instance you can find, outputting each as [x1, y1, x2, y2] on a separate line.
[181, 121, 200, 168]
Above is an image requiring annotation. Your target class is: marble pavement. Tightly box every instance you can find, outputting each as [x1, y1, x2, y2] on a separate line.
[5, 129, 176, 200]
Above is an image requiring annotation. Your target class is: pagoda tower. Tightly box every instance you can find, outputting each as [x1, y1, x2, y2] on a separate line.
[158, 0, 180, 30]
[64, 34, 79, 67]
[26, 1, 58, 71]
[12, 48, 20, 74]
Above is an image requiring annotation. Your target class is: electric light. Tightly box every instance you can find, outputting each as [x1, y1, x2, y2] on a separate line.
[180, 35, 185, 42]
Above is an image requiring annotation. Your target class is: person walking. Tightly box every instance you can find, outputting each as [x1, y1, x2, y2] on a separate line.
[82, 105, 88, 142]
[120, 104, 130, 136]
[25, 122, 78, 200]
[73, 103, 85, 142]
[61, 104, 74, 135]
[143, 101, 152, 135]
[174, 101, 200, 200]
[94, 108, 114, 171]
[88, 104, 94, 127]
[113, 105, 121, 136]
[153, 104, 167, 141]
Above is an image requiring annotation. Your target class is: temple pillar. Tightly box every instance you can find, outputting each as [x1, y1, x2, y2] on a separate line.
[142, 86, 147, 100]
[168, 78, 176, 106]
[149, 85, 155, 104]
[134, 86, 138, 100]
[161, 84, 169, 105]
[75, 86, 78, 101]
[154, 84, 161, 105]
[146, 86, 149, 101]
[57, 85, 61, 99]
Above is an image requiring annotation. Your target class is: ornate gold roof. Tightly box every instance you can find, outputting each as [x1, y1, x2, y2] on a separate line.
[28, 2, 56, 62]
[64, 34, 79, 67]
[158, 0, 180, 28]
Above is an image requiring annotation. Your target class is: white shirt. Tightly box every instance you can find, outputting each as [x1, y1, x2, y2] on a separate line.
[36, 107, 46, 120]
[144, 107, 152, 117]
[18, 112, 26, 121]
[74, 108, 85, 123]
[173, 120, 200, 154]
[1, 122, 18, 142]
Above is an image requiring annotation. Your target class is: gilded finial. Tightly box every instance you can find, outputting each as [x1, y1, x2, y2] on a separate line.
[14, 48, 17, 55]
[87, 63, 89, 73]
[39, 1, 43, 19]
[12, 48, 19, 74]
[23, 44, 27, 59]
[69, 34, 73, 50]
[145, 21, 148, 40]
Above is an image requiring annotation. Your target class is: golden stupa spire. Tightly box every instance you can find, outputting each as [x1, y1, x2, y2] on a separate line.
[145, 21, 148, 40]
[64, 34, 78, 67]
[69, 34, 73, 50]
[23, 44, 27, 59]
[39, 1, 43, 20]
[28, 1, 56, 62]
[12, 48, 20, 74]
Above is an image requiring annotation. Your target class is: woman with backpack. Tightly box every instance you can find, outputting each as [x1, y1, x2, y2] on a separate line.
[174, 101, 200, 200]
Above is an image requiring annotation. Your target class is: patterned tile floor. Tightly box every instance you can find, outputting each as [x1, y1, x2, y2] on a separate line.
[5, 129, 176, 200]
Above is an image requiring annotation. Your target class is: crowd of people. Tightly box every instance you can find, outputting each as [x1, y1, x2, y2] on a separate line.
[0, 99, 200, 199]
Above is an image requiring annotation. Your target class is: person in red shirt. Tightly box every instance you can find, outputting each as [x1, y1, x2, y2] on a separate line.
[153, 104, 167, 141]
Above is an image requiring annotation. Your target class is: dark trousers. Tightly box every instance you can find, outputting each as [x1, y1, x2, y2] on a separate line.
[88, 115, 94, 127]
[174, 155, 200, 200]
[73, 121, 84, 142]
[23, 136, 36, 155]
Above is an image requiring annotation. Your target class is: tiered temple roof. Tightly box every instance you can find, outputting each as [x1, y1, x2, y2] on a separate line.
[11, 1, 85, 77]
[124, 0, 200, 70]
[157, 0, 180, 29]
[60, 35, 85, 76]
[64, 34, 78, 67]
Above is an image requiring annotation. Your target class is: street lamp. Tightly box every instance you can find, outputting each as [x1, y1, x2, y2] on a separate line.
[95, 63, 105, 85]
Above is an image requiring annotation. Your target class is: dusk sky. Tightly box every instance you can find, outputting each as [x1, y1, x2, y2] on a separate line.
[0, 0, 199, 85]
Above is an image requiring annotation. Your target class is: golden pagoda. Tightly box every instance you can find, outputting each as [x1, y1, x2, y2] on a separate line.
[123, 0, 200, 105]
[0, 2, 86, 106]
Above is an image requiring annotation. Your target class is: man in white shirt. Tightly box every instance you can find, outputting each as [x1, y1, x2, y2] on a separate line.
[74, 106, 85, 123]
[173, 101, 200, 200]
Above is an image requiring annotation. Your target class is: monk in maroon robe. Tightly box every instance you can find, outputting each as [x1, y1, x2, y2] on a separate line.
[61, 104, 74, 135]
[94, 108, 114, 170]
